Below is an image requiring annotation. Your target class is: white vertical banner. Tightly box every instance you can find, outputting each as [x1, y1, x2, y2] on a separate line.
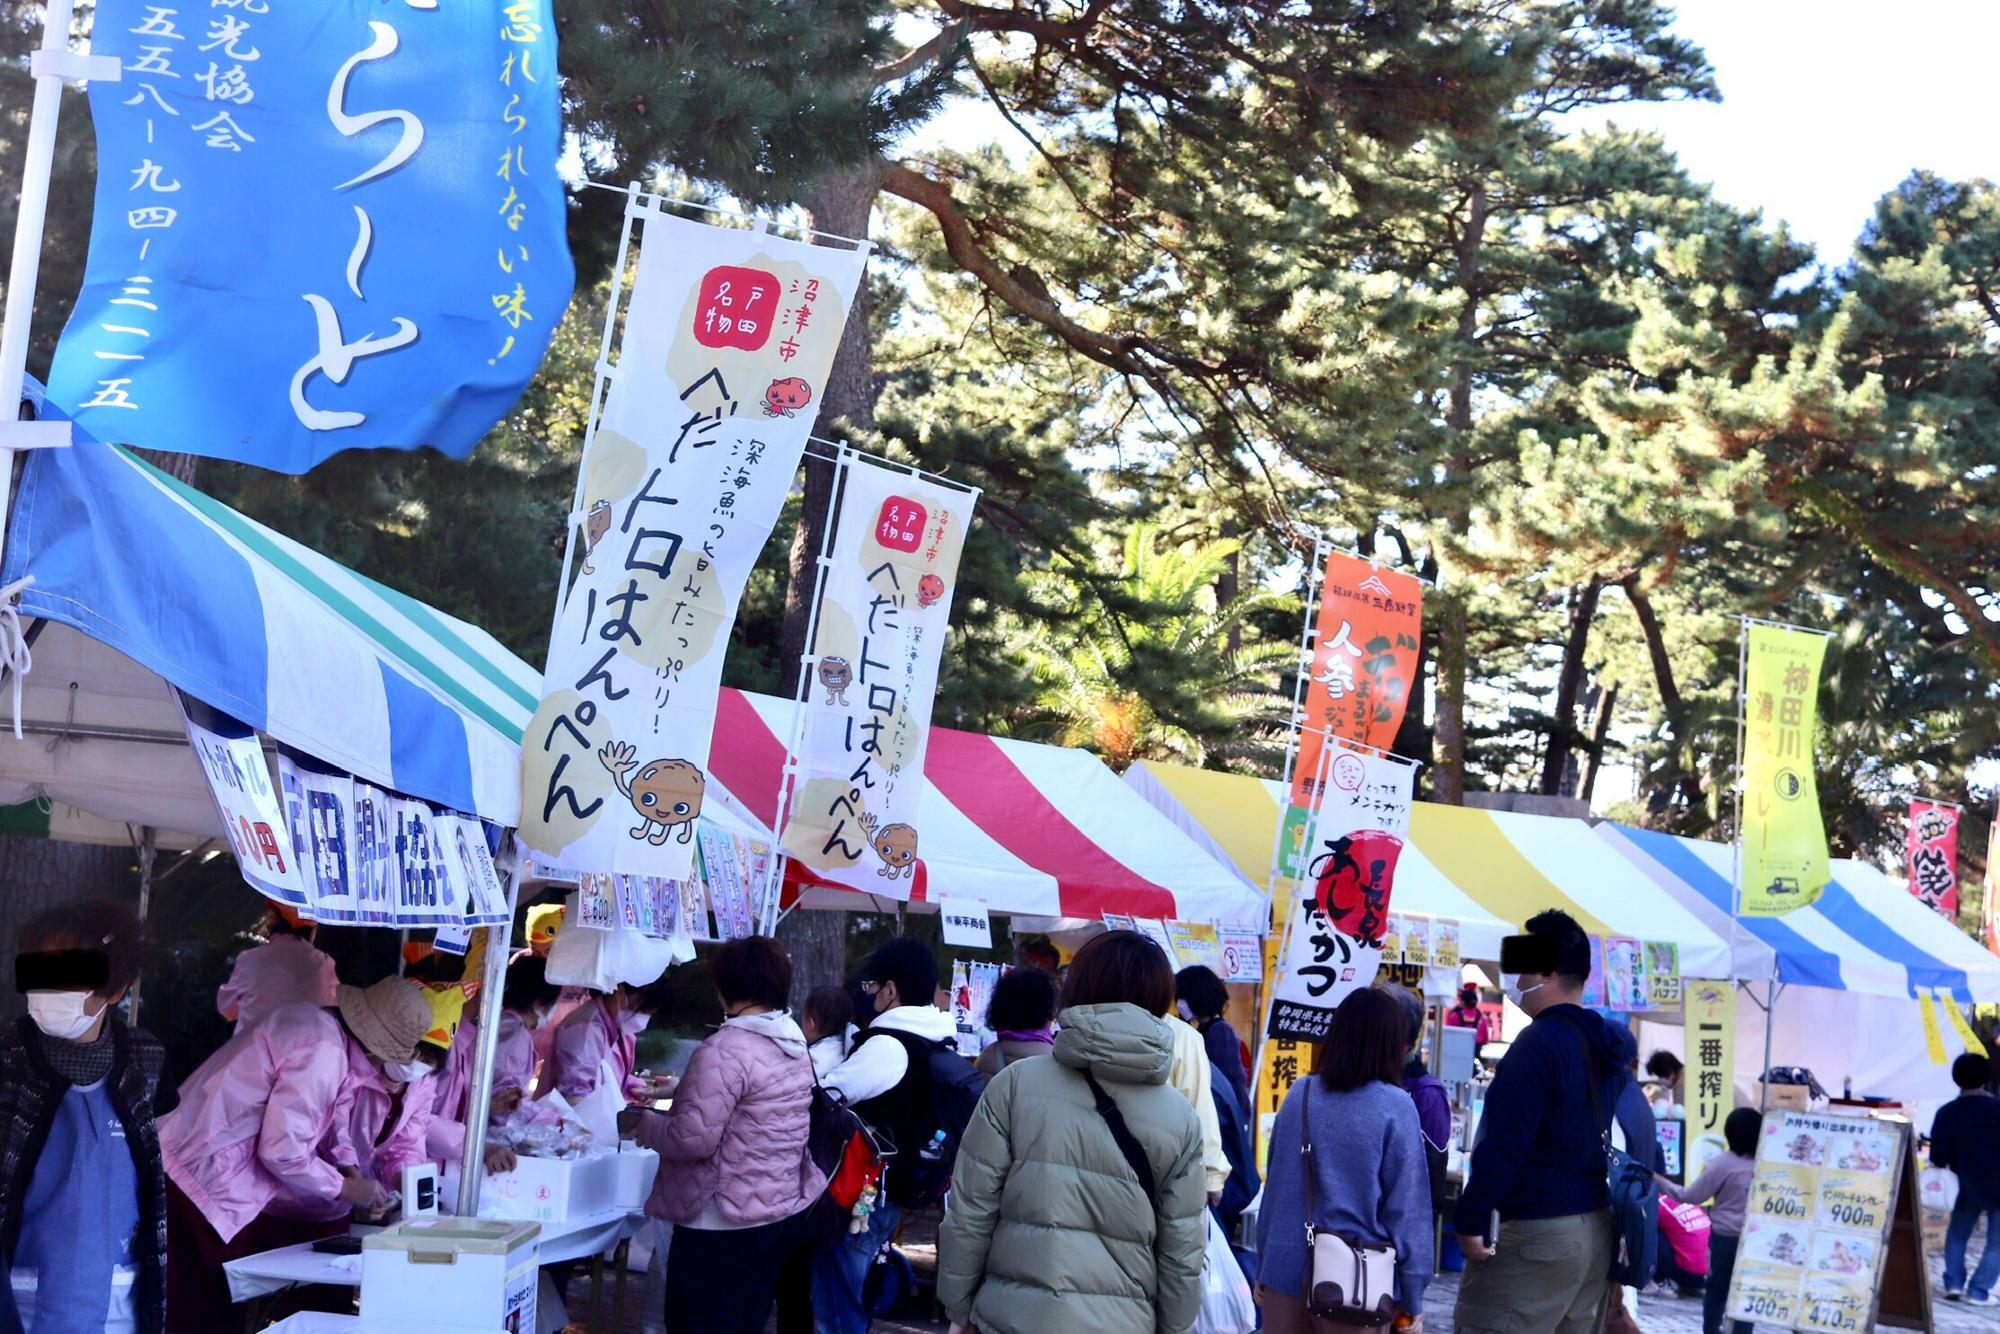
[179, 698, 307, 910]
[778, 453, 978, 897]
[521, 201, 869, 881]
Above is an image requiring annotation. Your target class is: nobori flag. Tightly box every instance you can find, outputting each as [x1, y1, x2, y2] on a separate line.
[46, 0, 572, 470]
[1739, 623, 1830, 916]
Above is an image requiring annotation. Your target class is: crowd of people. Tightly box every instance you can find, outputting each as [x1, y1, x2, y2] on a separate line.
[5, 894, 1993, 1334]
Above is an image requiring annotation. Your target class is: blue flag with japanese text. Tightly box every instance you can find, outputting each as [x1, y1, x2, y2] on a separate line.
[46, 0, 572, 472]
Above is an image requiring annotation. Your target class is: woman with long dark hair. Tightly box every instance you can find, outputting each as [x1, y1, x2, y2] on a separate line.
[1256, 985, 1433, 1332]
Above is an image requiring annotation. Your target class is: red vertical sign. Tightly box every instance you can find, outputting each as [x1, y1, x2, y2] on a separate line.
[1906, 798, 1961, 919]
[1291, 553, 1423, 808]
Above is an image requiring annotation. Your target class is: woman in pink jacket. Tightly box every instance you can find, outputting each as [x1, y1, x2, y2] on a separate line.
[157, 976, 433, 1331]
[628, 936, 825, 1334]
[546, 978, 669, 1139]
[427, 954, 562, 1170]
[214, 906, 338, 1033]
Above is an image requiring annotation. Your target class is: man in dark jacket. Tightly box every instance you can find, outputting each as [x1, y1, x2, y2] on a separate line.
[1, 901, 170, 1334]
[1932, 1051, 2000, 1304]
[1454, 909, 1624, 1334]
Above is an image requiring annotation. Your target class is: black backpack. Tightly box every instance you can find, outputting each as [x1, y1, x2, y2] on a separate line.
[862, 1029, 987, 1209]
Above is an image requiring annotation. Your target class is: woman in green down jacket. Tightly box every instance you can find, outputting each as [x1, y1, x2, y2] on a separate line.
[939, 930, 1208, 1334]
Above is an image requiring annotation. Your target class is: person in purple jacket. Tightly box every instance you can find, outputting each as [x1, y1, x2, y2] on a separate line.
[625, 936, 825, 1334]
[1383, 982, 1451, 1218]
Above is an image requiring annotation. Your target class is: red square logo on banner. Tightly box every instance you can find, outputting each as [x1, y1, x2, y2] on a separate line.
[876, 497, 927, 553]
[692, 266, 779, 351]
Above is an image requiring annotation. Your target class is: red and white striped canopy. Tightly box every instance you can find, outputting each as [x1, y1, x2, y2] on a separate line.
[707, 690, 1268, 926]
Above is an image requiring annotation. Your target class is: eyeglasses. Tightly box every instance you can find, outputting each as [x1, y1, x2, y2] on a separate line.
[860, 980, 882, 995]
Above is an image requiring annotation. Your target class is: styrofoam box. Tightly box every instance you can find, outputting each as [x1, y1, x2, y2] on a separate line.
[473, 1152, 623, 1224]
[360, 1218, 540, 1333]
[262, 1314, 504, 1334]
[614, 1144, 660, 1210]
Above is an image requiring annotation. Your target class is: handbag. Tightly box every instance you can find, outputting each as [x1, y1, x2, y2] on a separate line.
[1300, 1081, 1398, 1328]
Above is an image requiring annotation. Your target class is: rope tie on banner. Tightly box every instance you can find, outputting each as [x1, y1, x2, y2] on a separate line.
[0, 575, 34, 740]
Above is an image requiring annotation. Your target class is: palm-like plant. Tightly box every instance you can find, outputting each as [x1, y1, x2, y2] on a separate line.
[1023, 524, 1297, 772]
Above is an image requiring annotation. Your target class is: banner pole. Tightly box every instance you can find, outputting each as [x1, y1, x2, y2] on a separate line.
[1733, 616, 1749, 918]
[1267, 529, 1328, 904]
[456, 857, 522, 1216]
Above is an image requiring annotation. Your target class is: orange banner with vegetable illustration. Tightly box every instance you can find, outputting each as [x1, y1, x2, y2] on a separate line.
[1290, 552, 1423, 809]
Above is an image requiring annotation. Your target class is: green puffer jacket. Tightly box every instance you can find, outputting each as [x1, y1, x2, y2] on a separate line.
[937, 1002, 1208, 1334]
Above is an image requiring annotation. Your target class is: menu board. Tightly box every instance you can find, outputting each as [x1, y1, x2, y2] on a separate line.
[1728, 1111, 1907, 1332]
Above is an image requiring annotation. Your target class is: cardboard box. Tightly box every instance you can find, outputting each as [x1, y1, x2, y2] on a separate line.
[360, 1218, 540, 1333]
[1754, 1081, 1812, 1111]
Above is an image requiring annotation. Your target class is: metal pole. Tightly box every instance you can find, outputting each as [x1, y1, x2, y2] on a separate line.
[1758, 977, 1778, 1113]
[1733, 617, 1748, 918]
[456, 861, 523, 1215]
[127, 826, 155, 1023]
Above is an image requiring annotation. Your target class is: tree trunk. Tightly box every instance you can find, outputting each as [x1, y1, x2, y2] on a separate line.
[1432, 180, 1488, 806]
[1216, 516, 1241, 655]
[1538, 577, 1602, 795]
[1622, 577, 1705, 814]
[775, 905, 848, 1010]
[1579, 683, 1617, 802]
[779, 162, 887, 680]
[133, 450, 199, 485]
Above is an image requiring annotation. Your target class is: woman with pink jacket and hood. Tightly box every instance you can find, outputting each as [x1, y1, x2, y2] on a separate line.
[157, 976, 434, 1331]
[546, 978, 670, 1139]
[427, 954, 562, 1171]
[624, 935, 826, 1334]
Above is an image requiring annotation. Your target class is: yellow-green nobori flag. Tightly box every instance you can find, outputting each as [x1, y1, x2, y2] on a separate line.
[1740, 623, 1831, 916]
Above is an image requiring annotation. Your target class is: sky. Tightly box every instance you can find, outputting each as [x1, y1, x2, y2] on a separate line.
[910, 1, 2000, 267]
[1563, 0, 2000, 263]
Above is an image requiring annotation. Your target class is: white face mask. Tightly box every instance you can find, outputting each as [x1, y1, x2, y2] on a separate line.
[383, 1058, 431, 1085]
[617, 1008, 650, 1037]
[1500, 974, 1546, 1009]
[1175, 1000, 1195, 1023]
[26, 990, 99, 1042]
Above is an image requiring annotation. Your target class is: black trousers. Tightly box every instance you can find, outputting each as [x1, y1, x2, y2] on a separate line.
[664, 1212, 803, 1334]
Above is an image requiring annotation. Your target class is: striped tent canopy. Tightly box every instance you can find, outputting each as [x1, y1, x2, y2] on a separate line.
[1601, 822, 2000, 1002]
[703, 691, 1269, 926]
[0, 436, 536, 835]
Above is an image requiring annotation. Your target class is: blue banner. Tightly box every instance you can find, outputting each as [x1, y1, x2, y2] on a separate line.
[47, 0, 573, 472]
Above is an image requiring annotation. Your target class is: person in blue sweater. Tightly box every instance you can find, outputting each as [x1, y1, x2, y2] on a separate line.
[1257, 986, 1432, 1333]
[1453, 909, 1628, 1334]
[1931, 1051, 2000, 1304]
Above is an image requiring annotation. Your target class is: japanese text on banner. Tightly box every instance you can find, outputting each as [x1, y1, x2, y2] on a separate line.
[1268, 893, 1383, 1043]
[1302, 739, 1413, 947]
[520, 210, 866, 881]
[1685, 980, 1735, 1182]
[48, 0, 572, 470]
[1291, 553, 1422, 809]
[1904, 798, 1961, 919]
[778, 455, 974, 897]
[1740, 624, 1830, 916]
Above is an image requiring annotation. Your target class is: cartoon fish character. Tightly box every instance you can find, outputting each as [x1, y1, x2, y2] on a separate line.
[858, 811, 918, 881]
[917, 573, 946, 608]
[818, 656, 852, 706]
[762, 377, 813, 418]
[598, 741, 705, 845]
[579, 499, 613, 575]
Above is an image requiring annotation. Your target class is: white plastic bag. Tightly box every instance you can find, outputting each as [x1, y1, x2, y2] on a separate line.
[1193, 1211, 1257, 1334]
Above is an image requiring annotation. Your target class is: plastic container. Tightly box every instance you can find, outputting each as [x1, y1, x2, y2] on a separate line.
[360, 1218, 541, 1333]
[614, 1143, 661, 1210]
[447, 1151, 623, 1223]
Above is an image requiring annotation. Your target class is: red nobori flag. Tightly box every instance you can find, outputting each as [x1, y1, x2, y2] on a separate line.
[1906, 798, 1962, 919]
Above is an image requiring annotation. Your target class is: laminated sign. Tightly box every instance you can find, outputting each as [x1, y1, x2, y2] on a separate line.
[177, 695, 305, 909]
[521, 209, 866, 881]
[779, 454, 975, 897]
[49, 0, 572, 470]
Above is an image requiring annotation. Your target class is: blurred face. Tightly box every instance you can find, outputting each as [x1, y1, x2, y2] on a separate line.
[19, 939, 121, 1042]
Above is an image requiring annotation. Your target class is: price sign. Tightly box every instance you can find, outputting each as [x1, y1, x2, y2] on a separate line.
[1730, 1265, 1799, 1326]
[1800, 1285, 1868, 1333]
[1752, 1167, 1816, 1221]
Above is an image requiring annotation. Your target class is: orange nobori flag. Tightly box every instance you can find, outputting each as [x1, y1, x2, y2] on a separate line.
[1291, 553, 1423, 810]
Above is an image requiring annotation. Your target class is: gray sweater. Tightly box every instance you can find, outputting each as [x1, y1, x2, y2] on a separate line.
[1660, 1150, 1755, 1236]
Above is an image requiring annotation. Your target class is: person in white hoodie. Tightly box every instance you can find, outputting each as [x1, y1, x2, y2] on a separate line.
[815, 939, 961, 1334]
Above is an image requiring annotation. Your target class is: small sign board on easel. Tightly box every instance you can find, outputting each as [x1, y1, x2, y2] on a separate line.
[1726, 1110, 1933, 1333]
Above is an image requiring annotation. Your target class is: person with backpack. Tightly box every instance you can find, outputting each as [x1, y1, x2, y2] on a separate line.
[627, 935, 825, 1333]
[816, 938, 983, 1334]
[1452, 910, 1636, 1334]
[938, 929, 1207, 1334]
[1256, 986, 1433, 1332]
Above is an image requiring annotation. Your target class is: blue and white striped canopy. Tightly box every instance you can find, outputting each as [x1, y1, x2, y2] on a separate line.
[0, 436, 536, 825]
[1601, 822, 2000, 1003]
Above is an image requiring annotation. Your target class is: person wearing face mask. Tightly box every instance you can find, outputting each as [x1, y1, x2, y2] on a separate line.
[428, 954, 562, 1173]
[625, 935, 825, 1333]
[1452, 910, 1630, 1334]
[157, 974, 432, 1332]
[547, 979, 670, 1144]
[1, 901, 168, 1334]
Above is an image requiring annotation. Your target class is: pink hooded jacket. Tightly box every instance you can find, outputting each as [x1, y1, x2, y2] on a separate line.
[426, 1011, 539, 1162]
[636, 1012, 826, 1228]
[158, 1003, 370, 1242]
[328, 1037, 434, 1191]
[550, 997, 644, 1103]
[215, 936, 338, 1031]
